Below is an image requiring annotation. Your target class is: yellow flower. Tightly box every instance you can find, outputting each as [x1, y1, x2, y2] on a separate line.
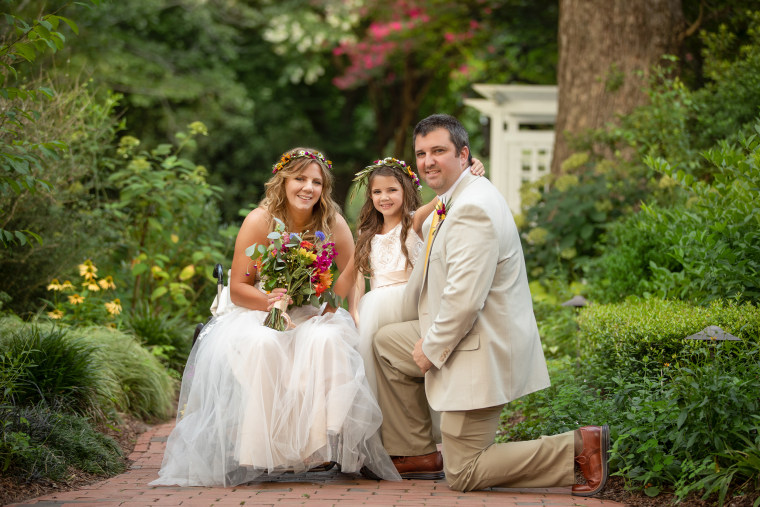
[47, 309, 64, 319]
[98, 275, 117, 290]
[68, 294, 84, 305]
[298, 248, 317, 263]
[60, 280, 74, 290]
[47, 279, 62, 291]
[78, 260, 98, 281]
[105, 299, 122, 316]
[83, 281, 100, 291]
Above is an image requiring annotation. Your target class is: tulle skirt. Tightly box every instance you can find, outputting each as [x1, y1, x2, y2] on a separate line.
[150, 292, 400, 487]
[356, 284, 408, 396]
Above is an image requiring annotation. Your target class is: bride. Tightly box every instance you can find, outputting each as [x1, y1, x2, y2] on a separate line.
[151, 148, 400, 487]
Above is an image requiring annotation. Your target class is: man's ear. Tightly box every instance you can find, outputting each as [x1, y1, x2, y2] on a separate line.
[459, 146, 470, 168]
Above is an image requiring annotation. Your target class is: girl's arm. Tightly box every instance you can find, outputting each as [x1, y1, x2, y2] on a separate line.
[412, 157, 486, 238]
[470, 157, 485, 177]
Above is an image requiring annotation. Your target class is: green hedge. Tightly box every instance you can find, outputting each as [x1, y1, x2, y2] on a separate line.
[577, 298, 760, 379]
[1, 316, 176, 422]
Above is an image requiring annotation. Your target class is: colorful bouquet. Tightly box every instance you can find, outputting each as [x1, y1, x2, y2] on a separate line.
[245, 218, 341, 331]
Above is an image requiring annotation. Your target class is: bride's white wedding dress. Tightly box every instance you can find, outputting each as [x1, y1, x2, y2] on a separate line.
[150, 281, 400, 487]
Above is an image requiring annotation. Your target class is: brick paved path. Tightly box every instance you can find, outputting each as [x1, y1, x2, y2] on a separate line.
[10, 422, 624, 506]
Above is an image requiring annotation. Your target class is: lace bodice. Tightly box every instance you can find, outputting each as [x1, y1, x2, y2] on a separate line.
[369, 222, 423, 290]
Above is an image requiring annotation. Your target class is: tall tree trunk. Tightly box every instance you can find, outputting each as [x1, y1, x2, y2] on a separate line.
[552, 0, 685, 173]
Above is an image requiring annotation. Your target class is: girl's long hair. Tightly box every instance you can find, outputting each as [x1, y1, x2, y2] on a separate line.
[259, 147, 341, 239]
[354, 165, 421, 278]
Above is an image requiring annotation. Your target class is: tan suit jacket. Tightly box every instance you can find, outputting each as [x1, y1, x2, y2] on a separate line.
[402, 172, 550, 412]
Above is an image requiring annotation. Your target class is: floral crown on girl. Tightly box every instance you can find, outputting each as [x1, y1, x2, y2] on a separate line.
[272, 149, 333, 174]
[352, 157, 422, 193]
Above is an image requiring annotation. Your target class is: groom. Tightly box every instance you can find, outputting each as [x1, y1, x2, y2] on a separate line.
[372, 114, 609, 495]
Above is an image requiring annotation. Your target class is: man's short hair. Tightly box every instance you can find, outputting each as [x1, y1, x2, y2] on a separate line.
[413, 114, 471, 163]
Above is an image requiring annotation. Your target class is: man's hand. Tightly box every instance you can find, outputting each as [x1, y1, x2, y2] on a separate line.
[413, 338, 433, 374]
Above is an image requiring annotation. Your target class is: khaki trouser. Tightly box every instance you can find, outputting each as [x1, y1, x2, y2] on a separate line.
[374, 320, 575, 492]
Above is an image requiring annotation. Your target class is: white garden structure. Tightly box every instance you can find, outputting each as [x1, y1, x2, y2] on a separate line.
[465, 84, 558, 214]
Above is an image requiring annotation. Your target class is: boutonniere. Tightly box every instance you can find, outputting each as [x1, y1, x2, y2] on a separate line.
[433, 198, 449, 234]
[437, 198, 451, 220]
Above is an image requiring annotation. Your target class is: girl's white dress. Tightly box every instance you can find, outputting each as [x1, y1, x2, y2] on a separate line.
[355, 222, 424, 395]
[150, 282, 400, 486]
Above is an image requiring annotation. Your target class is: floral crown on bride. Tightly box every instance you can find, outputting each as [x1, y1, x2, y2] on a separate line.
[272, 149, 333, 174]
[352, 157, 422, 194]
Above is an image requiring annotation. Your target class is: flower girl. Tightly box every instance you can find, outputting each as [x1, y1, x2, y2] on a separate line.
[335, 157, 483, 395]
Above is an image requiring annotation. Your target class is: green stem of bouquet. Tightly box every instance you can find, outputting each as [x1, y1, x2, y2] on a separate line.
[262, 265, 316, 331]
[264, 307, 289, 331]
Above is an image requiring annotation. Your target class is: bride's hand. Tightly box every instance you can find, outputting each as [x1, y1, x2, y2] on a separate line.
[266, 288, 291, 311]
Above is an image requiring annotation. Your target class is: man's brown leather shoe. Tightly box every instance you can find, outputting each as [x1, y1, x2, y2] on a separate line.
[391, 451, 444, 480]
[572, 425, 610, 497]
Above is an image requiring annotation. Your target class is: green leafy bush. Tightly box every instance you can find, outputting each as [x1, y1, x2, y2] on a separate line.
[499, 331, 760, 501]
[609, 353, 760, 500]
[688, 11, 760, 150]
[0, 79, 122, 316]
[577, 298, 760, 381]
[123, 301, 194, 378]
[0, 317, 176, 422]
[102, 124, 234, 323]
[67, 325, 176, 421]
[589, 127, 760, 305]
[0, 325, 103, 417]
[498, 357, 616, 442]
[584, 211, 672, 303]
[519, 155, 651, 280]
[0, 405, 124, 481]
[0, 2, 102, 247]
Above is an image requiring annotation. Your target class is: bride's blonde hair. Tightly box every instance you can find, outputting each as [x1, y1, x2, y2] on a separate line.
[259, 147, 341, 239]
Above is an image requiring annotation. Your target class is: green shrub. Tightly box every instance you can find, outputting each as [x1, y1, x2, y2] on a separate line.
[68, 325, 176, 421]
[125, 301, 194, 376]
[0, 405, 124, 481]
[519, 155, 651, 281]
[0, 317, 176, 422]
[0, 79, 122, 316]
[103, 125, 233, 324]
[609, 353, 760, 499]
[0, 325, 103, 417]
[584, 211, 674, 304]
[578, 298, 760, 381]
[498, 357, 616, 442]
[689, 11, 760, 150]
[499, 342, 760, 500]
[640, 129, 760, 304]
